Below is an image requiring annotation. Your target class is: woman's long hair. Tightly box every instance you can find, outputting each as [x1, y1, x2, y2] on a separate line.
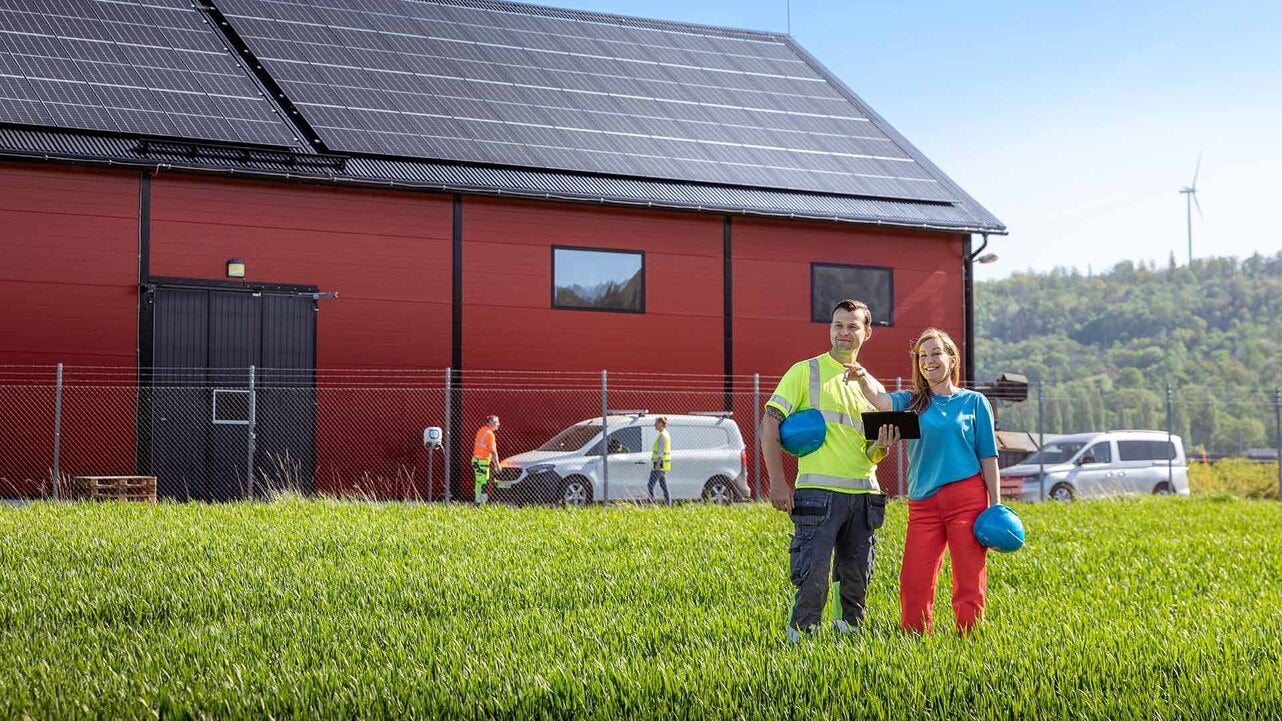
[907, 328, 961, 414]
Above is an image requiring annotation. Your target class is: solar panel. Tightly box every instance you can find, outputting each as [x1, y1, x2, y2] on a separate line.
[0, 0, 302, 149]
[211, 0, 954, 201]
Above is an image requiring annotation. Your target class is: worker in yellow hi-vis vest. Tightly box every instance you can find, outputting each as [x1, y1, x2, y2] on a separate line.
[472, 415, 500, 504]
[762, 299, 895, 643]
[648, 416, 672, 506]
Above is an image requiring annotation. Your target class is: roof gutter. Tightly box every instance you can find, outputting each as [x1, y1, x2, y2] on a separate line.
[963, 233, 992, 386]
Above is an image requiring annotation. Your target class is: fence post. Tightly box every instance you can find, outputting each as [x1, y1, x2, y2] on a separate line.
[444, 368, 453, 504]
[896, 376, 904, 498]
[1274, 387, 1281, 503]
[52, 363, 63, 500]
[247, 365, 256, 500]
[753, 373, 761, 500]
[601, 370, 609, 503]
[1037, 381, 1045, 502]
[1165, 383, 1175, 491]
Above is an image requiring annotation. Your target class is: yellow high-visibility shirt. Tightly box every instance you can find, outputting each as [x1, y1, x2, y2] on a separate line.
[765, 353, 879, 494]
[651, 429, 671, 471]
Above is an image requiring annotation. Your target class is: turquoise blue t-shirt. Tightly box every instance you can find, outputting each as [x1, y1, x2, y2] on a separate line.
[889, 388, 998, 500]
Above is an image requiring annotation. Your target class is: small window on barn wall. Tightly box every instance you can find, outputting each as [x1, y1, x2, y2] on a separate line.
[552, 246, 645, 313]
[212, 389, 251, 425]
[810, 263, 894, 326]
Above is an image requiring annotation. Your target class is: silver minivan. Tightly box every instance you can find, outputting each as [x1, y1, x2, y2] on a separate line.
[1001, 430, 1189, 501]
[493, 412, 749, 506]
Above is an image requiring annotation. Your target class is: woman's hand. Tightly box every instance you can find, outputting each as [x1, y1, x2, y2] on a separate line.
[844, 362, 893, 410]
[871, 423, 900, 453]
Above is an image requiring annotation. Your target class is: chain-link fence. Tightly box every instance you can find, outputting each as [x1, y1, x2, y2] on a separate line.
[977, 380, 1282, 502]
[2, 365, 1279, 503]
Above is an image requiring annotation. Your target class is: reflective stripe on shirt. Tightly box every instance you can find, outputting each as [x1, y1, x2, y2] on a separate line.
[795, 473, 878, 492]
[767, 394, 794, 415]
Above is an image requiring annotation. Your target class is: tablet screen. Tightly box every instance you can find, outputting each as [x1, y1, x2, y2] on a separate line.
[861, 411, 921, 440]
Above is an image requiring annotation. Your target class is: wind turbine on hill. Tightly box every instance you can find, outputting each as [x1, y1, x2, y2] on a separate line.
[1178, 154, 1202, 265]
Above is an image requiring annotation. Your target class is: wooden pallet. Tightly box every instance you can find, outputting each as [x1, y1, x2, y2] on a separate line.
[70, 476, 157, 503]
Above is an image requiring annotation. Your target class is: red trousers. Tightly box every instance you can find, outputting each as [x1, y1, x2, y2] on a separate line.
[900, 474, 990, 634]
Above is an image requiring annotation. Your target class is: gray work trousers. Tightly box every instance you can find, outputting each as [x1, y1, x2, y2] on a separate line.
[787, 487, 887, 631]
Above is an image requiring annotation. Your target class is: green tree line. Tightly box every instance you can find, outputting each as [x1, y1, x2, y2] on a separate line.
[975, 252, 1282, 456]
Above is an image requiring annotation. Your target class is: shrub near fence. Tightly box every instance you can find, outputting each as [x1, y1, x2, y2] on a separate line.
[1190, 458, 1280, 499]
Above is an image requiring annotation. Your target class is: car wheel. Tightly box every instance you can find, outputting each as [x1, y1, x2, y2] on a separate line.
[561, 476, 592, 508]
[703, 476, 736, 504]
[1152, 482, 1172, 495]
[1049, 483, 1075, 502]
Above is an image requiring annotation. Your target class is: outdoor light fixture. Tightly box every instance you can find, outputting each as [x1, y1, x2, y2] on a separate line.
[976, 252, 999, 264]
[226, 258, 245, 278]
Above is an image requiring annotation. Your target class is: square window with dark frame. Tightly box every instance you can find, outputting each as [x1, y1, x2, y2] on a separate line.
[810, 263, 894, 326]
[552, 246, 645, 313]
[212, 389, 251, 425]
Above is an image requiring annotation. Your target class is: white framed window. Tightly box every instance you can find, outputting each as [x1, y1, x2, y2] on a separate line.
[212, 389, 251, 425]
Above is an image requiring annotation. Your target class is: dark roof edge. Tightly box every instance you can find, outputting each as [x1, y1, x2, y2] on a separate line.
[0, 147, 1006, 234]
[784, 40, 1004, 229]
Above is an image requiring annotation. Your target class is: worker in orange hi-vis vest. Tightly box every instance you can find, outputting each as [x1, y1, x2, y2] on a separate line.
[472, 415, 500, 504]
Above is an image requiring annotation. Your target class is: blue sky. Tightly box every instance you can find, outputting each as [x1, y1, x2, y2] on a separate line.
[548, 0, 1282, 280]
[555, 248, 642, 289]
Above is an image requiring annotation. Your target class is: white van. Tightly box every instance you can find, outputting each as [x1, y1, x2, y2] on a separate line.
[1000, 430, 1189, 501]
[493, 412, 749, 507]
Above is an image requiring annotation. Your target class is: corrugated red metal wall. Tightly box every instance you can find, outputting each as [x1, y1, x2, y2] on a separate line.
[1, 163, 966, 500]
[732, 216, 965, 377]
[0, 163, 139, 493]
[458, 198, 727, 469]
[462, 197, 725, 373]
[150, 175, 454, 367]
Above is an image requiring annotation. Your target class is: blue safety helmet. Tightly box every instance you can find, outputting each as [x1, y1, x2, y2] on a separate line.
[973, 504, 1025, 552]
[779, 408, 826, 457]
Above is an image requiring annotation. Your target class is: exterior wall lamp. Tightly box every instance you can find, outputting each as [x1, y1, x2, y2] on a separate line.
[226, 258, 246, 278]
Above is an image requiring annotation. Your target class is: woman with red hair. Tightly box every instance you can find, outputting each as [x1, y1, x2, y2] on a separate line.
[846, 328, 1000, 634]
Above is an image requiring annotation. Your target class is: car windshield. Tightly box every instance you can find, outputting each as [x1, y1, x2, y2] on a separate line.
[1019, 441, 1087, 465]
[535, 424, 602, 452]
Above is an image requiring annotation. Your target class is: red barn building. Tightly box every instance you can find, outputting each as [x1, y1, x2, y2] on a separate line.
[0, 0, 1003, 500]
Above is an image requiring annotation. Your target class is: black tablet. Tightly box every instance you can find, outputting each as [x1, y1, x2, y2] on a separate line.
[861, 410, 920, 440]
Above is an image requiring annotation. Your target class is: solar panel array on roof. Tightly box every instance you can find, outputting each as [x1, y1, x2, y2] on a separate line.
[216, 0, 953, 201]
[0, 0, 302, 148]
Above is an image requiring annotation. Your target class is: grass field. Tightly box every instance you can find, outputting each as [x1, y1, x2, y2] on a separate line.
[2, 497, 1280, 720]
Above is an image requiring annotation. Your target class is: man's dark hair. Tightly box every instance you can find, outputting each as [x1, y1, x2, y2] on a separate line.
[831, 299, 872, 328]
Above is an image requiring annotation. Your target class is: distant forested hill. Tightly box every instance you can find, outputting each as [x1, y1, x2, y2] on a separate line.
[974, 253, 1282, 455]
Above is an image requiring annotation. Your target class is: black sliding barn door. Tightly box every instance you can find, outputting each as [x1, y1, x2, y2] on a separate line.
[144, 284, 316, 501]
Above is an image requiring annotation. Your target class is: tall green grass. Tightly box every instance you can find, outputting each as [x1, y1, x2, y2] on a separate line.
[1, 498, 1279, 720]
